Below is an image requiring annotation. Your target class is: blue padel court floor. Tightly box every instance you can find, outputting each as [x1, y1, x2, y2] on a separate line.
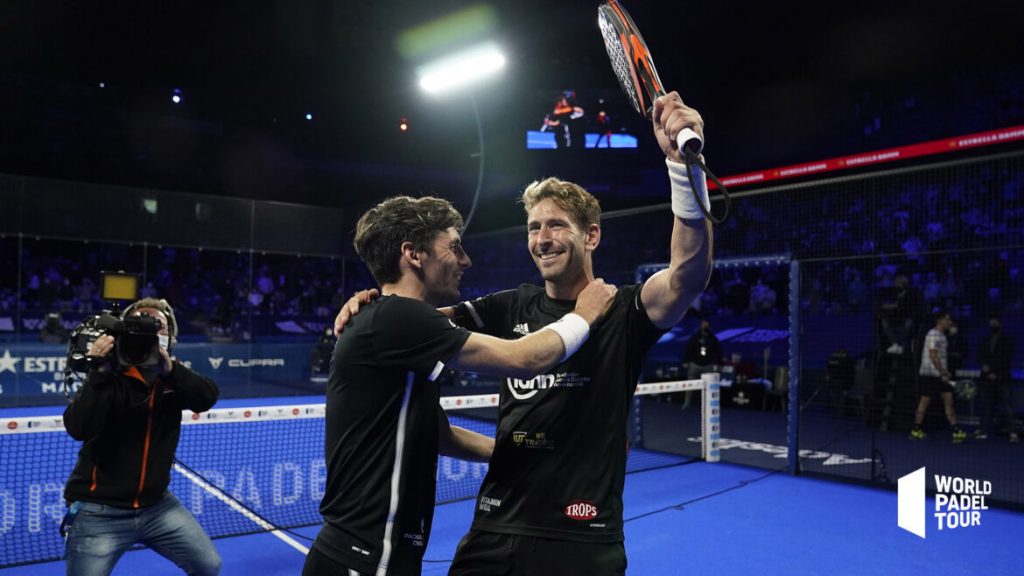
[3, 461, 1021, 576]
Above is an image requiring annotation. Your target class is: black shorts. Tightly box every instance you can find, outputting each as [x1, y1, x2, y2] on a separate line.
[302, 545, 423, 576]
[919, 375, 953, 397]
[302, 546, 363, 576]
[448, 530, 626, 576]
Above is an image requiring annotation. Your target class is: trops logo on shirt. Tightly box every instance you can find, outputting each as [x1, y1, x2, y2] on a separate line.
[564, 500, 599, 521]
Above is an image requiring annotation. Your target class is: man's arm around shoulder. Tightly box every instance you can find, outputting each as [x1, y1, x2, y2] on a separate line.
[447, 279, 616, 378]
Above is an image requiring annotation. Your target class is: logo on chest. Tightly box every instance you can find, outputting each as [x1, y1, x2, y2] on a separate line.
[564, 500, 599, 521]
[506, 373, 590, 399]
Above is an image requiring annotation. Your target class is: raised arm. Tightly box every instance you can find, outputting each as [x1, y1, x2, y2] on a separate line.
[448, 279, 616, 378]
[641, 92, 714, 329]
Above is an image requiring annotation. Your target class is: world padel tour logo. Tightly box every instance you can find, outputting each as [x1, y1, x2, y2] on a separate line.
[898, 467, 991, 538]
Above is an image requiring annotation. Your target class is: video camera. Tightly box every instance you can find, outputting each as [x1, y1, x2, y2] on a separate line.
[67, 312, 164, 372]
[65, 271, 167, 374]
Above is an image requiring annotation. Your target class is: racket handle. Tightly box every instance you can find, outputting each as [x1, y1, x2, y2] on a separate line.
[676, 127, 703, 155]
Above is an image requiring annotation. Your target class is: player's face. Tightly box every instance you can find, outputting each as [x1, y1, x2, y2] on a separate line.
[527, 199, 590, 285]
[938, 316, 953, 332]
[422, 227, 472, 304]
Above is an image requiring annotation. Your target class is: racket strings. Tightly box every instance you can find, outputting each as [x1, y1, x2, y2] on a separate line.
[599, 15, 643, 116]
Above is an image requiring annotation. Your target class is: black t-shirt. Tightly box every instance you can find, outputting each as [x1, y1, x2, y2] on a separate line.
[452, 283, 666, 542]
[314, 295, 470, 574]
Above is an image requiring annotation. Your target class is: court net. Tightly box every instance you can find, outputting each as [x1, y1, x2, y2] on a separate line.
[0, 375, 719, 567]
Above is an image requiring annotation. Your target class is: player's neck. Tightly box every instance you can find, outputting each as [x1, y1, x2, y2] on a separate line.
[381, 279, 430, 304]
[544, 271, 593, 302]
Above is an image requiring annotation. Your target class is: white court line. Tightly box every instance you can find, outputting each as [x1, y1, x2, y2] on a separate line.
[172, 462, 311, 555]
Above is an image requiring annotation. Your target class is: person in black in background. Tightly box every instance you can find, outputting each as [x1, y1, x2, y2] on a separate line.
[39, 311, 69, 343]
[683, 320, 722, 408]
[879, 275, 924, 355]
[946, 318, 967, 374]
[62, 298, 221, 576]
[976, 316, 1019, 442]
[310, 327, 336, 377]
[305, 196, 615, 576]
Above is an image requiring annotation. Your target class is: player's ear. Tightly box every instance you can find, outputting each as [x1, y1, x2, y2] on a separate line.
[585, 224, 601, 252]
[400, 241, 423, 270]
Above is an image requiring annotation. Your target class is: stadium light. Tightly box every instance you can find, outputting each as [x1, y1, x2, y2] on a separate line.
[417, 43, 506, 96]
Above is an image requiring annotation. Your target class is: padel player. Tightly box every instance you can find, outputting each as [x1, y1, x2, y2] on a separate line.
[303, 196, 616, 576]
[336, 93, 712, 576]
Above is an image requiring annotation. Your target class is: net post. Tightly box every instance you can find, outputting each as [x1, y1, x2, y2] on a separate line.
[787, 259, 801, 475]
[701, 372, 720, 462]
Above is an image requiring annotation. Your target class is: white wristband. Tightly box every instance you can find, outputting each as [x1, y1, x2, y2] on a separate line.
[543, 313, 590, 363]
[667, 157, 710, 220]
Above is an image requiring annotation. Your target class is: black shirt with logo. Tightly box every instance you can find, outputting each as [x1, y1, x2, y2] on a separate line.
[314, 295, 470, 574]
[452, 283, 666, 542]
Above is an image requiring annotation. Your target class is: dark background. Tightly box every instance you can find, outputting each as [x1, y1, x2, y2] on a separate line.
[1, 0, 1022, 229]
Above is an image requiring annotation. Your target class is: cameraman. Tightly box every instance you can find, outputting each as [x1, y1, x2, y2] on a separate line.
[62, 298, 221, 576]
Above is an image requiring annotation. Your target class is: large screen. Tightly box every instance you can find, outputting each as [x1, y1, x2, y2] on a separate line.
[525, 88, 645, 150]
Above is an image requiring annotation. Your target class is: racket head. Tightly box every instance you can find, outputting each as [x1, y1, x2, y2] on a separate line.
[598, 0, 665, 119]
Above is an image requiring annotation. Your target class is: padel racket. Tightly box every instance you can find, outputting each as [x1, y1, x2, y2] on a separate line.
[598, 0, 731, 222]
[598, 0, 702, 153]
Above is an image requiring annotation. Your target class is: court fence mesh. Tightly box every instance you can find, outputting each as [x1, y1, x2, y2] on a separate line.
[0, 380, 715, 567]
[463, 148, 1024, 507]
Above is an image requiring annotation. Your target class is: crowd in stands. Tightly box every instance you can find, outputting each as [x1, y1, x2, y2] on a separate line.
[1, 152, 1021, 340]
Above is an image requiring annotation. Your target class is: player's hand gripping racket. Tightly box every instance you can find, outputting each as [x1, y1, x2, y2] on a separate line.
[598, 0, 730, 223]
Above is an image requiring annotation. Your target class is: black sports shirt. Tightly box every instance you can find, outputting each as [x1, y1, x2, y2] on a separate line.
[314, 295, 471, 575]
[452, 283, 666, 542]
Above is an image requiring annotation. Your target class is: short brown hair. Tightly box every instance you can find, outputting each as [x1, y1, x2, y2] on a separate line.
[354, 196, 464, 285]
[521, 177, 601, 229]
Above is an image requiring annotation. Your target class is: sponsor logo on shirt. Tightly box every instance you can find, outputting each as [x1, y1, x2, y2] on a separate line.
[403, 532, 425, 547]
[511, 430, 555, 449]
[478, 496, 502, 512]
[512, 323, 530, 336]
[564, 500, 599, 521]
[506, 372, 590, 399]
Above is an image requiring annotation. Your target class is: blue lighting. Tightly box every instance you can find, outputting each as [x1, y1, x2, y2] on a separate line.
[305, 113, 313, 121]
